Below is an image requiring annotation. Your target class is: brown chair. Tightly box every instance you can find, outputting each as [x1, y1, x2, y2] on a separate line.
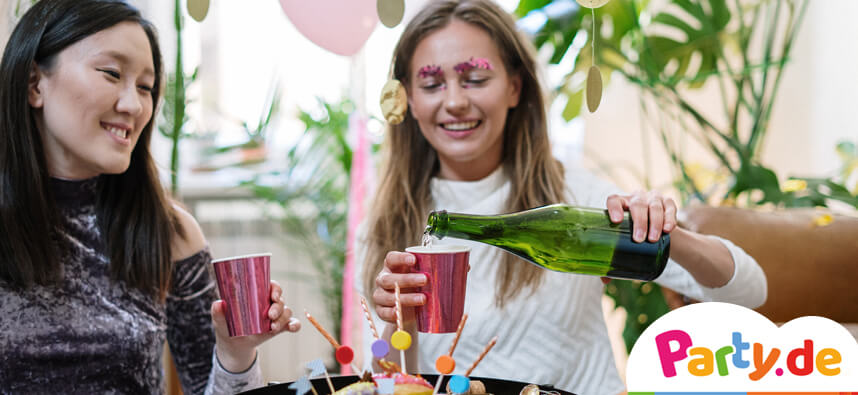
[678, 206, 858, 323]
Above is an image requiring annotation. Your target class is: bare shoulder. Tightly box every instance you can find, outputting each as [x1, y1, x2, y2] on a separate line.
[170, 202, 208, 262]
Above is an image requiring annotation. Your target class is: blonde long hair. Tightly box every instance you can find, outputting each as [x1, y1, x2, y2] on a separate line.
[363, 0, 566, 306]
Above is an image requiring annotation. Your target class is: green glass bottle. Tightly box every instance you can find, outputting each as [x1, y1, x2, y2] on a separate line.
[424, 204, 670, 280]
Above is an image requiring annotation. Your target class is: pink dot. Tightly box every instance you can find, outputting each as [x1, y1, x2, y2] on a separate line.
[775, 368, 783, 376]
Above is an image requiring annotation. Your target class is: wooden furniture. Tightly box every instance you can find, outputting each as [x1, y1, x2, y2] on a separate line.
[678, 206, 858, 323]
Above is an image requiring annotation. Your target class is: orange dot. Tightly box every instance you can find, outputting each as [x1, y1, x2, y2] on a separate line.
[435, 355, 455, 374]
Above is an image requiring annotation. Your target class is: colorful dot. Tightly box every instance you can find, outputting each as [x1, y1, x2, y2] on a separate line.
[449, 375, 470, 394]
[391, 330, 411, 350]
[776, 368, 783, 376]
[335, 345, 354, 364]
[435, 355, 455, 374]
[371, 339, 390, 358]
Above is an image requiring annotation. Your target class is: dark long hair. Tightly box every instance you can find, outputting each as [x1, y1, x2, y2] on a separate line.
[0, 0, 181, 301]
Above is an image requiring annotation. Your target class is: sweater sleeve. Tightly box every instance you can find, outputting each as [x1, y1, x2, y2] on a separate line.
[655, 235, 768, 308]
[166, 247, 264, 395]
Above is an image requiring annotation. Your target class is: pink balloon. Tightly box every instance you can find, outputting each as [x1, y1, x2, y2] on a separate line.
[279, 0, 378, 56]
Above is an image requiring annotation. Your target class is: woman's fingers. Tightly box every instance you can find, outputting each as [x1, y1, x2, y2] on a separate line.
[605, 194, 627, 223]
[376, 270, 426, 290]
[384, 251, 417, 272]
[663, 197, 677, 232]
[627, 191, 650, 242]
[646, 192, 665, 242]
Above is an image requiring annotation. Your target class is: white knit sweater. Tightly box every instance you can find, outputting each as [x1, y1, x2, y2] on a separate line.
[355, 166, 766, 395]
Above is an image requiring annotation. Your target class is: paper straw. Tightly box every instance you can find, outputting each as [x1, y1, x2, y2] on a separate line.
[305, 310, 340, 348]
[394, 283, 406, 373]
[394, 283, 403, 331]
[448, 313, 468, 356]
[464, 336, 498, 376]
[360, 296, 380, 340]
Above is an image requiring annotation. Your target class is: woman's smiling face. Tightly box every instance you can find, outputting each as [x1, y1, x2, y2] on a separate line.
[407, 19, 521, 181]
[29, 21, 155, 179]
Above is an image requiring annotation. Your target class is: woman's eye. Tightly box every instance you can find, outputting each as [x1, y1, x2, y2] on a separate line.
[465, 78, 488, 86]
[98, 69, 120, 79]
[421, 83, 443, 90]
[138, 85, 153, 93]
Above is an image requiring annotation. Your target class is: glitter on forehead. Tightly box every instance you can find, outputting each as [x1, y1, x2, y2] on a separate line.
[417, 65, 443, 78]
[454, 57, 493, 74]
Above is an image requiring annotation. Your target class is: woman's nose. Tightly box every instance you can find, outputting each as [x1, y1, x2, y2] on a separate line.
[444, 84, 469, 114]
[115, 85, 143, 116]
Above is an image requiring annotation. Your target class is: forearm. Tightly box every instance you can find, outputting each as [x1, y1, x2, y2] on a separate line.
[381, 322, 419, 371]
[668, 227, 735, 288]
[215, 344, 258, 373]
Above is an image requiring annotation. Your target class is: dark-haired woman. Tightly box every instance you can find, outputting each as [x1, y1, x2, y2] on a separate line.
[0, 1, 299, 393]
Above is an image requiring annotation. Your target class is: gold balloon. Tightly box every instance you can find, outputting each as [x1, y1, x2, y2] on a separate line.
[575, 0, 611, 8]
[586, 65, 603, 113]
[187, 0, 210, 22]
[377, 0, 405, 28]
[380, 79, 408, 125]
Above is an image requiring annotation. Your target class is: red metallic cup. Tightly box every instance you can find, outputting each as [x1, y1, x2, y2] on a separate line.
[405, 245, 470, 333]
[212, 253, 271, 337]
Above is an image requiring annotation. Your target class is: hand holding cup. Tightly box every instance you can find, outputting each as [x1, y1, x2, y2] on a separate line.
[372, 251, 429, 324]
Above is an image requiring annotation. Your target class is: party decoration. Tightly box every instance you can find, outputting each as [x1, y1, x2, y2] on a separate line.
[306, 358, 334, 394]
[360, 296, 380, 340]
[586, 65, 602, 113]
[335, 345, 354, 365]
[288, 376, 313, 395]
[391, 329, 412, 350]
[575, 0, 610, 7]
[576, 1, 610, 112]
[376, 378, 395, 395]
[377, 0, 405, 28]
[371, 339, 390, 358]
[464, 336, 498, 376]
[305, 310, 361, 373]
[187, 0, 210, 22]
[435, 355, 455, 375]
[278, 0, 378, 56]
[380, 79, 407, 125]
[449, 375, 470, 394]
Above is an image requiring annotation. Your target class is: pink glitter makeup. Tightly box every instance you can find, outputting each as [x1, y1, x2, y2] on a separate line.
[418, 65, 442, 79]
[454, 57, 493, 74]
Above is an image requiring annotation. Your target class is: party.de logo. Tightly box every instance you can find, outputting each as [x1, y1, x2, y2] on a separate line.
[626, 302, 858, 393]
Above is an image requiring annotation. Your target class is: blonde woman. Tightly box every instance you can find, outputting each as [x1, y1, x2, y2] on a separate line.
[357, 1, 766, 394]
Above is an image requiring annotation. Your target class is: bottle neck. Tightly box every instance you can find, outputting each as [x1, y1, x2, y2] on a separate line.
[426, 210, 449, 239]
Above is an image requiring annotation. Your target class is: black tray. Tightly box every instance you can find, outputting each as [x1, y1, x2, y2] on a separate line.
[240, 374, 576, 395]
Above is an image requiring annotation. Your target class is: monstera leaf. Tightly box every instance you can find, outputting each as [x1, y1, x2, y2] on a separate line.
[642, 0, 731, 88]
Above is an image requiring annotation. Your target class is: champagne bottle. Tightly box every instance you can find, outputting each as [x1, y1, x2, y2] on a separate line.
[424, 204, 670, 280]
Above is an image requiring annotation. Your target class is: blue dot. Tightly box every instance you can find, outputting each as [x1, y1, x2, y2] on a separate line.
[449, 375, 470, 394]
[371, 339, 389, 358]
[775, 368, 783, 376]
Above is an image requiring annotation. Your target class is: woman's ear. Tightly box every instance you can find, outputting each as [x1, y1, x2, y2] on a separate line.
[28, 63, 45, 108]
[507, 72, 522, 108]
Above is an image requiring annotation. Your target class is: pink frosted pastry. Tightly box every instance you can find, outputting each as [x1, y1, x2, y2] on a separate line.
[372, 373, 432, 395]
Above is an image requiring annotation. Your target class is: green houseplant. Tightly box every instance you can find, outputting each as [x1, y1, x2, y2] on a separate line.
[515, 0, 857, 352]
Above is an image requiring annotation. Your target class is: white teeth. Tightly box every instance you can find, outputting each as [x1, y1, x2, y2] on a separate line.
[442, 121, 479, 131]
[105, 126, 128, 139]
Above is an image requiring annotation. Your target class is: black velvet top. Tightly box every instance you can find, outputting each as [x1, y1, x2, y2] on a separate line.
[0, 177, 258, 394]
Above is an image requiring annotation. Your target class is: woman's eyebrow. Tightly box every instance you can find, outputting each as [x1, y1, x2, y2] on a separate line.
[417, 64, 443, 78]
[453, 57, 493, 74]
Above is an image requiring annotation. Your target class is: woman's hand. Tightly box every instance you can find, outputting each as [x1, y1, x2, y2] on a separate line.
[606, 190, 677, 243]
[211, 280, 301, 373]
[372, 251, 428, 324]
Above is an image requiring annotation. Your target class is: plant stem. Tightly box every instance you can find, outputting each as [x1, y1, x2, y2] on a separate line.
[170, 0, 185, 196]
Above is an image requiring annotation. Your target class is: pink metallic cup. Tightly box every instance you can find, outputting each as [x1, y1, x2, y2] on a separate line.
[405, 245, 470, 333]
[212, 253, 271, 337]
